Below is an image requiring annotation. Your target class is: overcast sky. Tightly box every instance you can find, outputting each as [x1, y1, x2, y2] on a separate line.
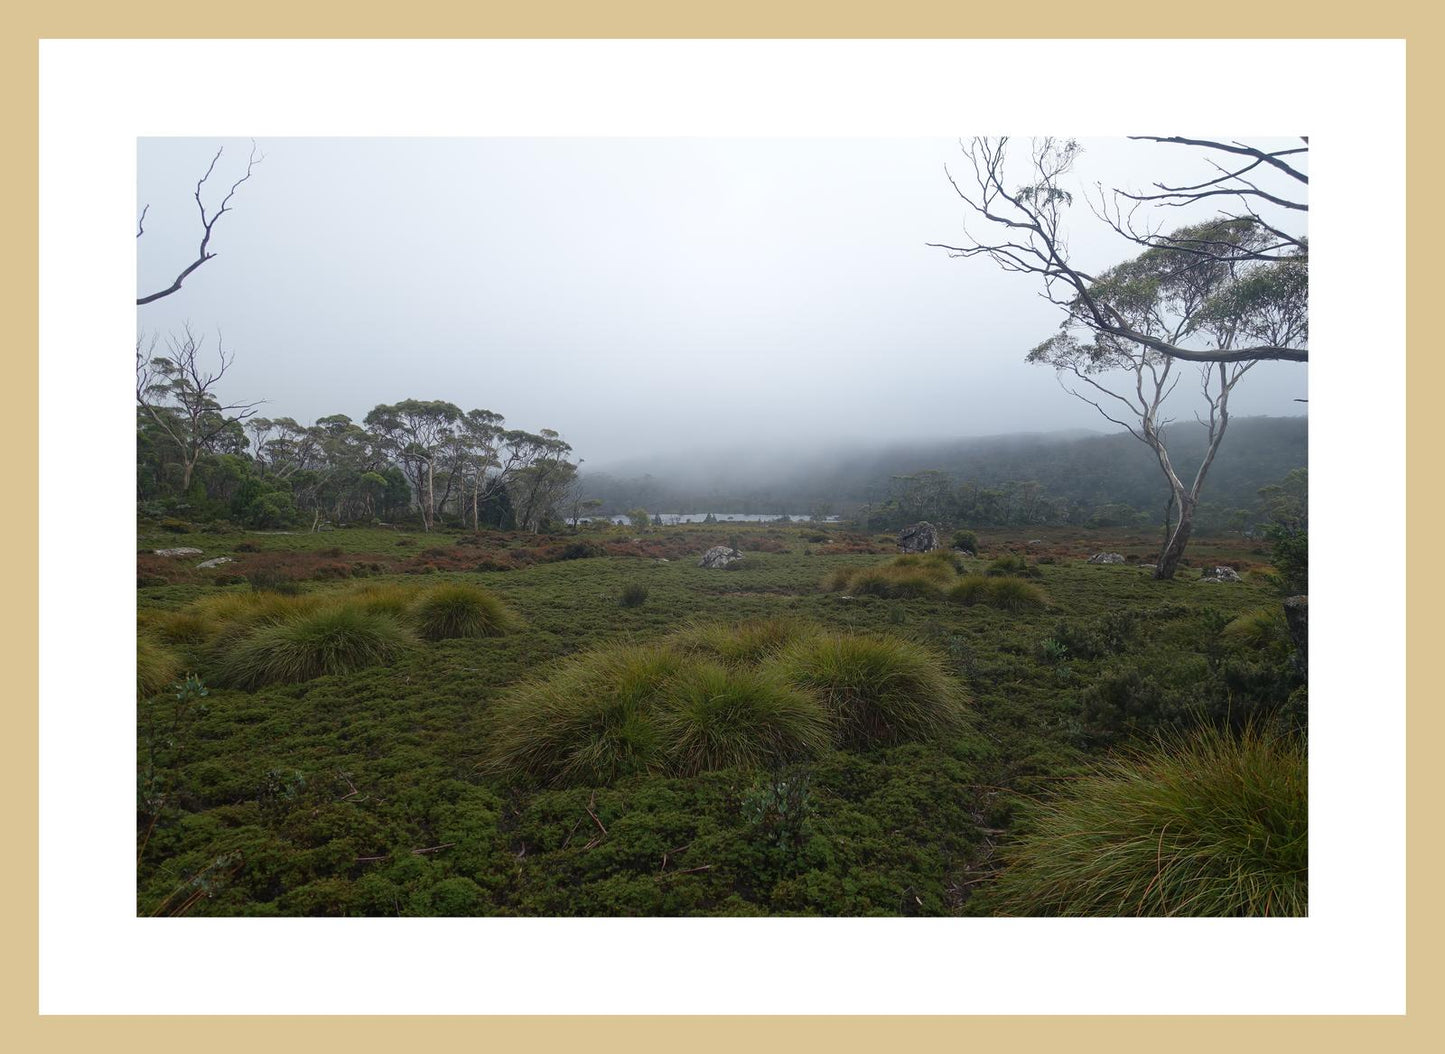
[136, 136, 1307, 468]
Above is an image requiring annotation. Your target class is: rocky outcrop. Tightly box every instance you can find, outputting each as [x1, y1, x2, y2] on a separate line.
[898, 522, 941, 553]
[196, 556, 233, 569]
[698, 545, 744, 570]
[1087, 552, 1126, 564]
[1200, 566, 1243, 583]
[153, 547, 203, 557]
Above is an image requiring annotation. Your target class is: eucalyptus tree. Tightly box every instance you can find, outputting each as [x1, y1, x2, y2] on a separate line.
[135, 326, 261, 493]
[506, 429, 578, 532]
[363, 399, 463, 531]
[932, 137, 1307, 578]
[1025, 217, 1306, 577]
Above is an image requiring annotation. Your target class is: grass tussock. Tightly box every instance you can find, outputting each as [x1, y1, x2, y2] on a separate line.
[769, 633, 967, 749]
[137, 637, 181, 698]
[991, 726, 1307, 916]
[484, 621, 967, 785]
[1219, 606, 1290, 653]
[823, 550, 961, 598]
[656, 663, 832, 776]
[345, 583, 420, 618]
[947, 574, 1049, 611]
[413, 583, 516, 640]
[217, 607, 416, 689]
[669, 617, 822, 667]
[483, 645, 690, 786]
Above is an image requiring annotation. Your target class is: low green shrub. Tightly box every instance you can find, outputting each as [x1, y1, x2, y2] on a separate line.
[413, 583, 516, 640]
[990, 727, 1307, 916]
[951, 529, 979, 553]
[217, 607, 416, 689]
[769, 633, 967, 749]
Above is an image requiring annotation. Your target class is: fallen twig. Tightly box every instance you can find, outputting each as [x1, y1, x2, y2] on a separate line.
[411, 842, 457, 856]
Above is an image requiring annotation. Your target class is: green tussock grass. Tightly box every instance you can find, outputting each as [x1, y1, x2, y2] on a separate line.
[483, 645, 689, 786]
[1219, 606, 1290, 653]
[823, 551, 961, 598]
[413, 583, 517, 640]
[216, 607, 417, 689]
[669, 617, 822, 666]
[990, 726, 1307, 916]
[345, 583, 420, 618]
[137, 637, 181, 698]
[769, 633, 968, 749]
[947, 574, 1049, 611]
[655, 663, 831, 776]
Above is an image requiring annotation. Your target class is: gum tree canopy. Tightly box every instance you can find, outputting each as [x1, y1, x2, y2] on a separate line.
[932, 137, 1308, 579]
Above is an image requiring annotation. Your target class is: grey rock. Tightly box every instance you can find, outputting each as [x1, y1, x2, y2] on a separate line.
[153, 547, 204, 557]
[698, 545, 744, 569]
[1200, 566, 1243, 583]
[898, 522, 941, 553]
[196, 556, 234, 569]
[1087, 552, 1126, 564]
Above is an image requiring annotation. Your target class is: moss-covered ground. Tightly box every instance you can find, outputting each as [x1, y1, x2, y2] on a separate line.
[136, 521, 1300, 916]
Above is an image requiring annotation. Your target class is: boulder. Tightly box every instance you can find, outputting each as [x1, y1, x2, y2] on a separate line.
[898, 522, 941, 553]
[698, 545, 743, 570]
[1087, 552, 1126, 564]
[154, 547, 204, 557]
[1200, 566, 1242, 583]
[196, 556, 233, 569]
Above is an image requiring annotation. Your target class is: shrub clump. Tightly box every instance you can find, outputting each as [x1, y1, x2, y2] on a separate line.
[991, 727, 1307, 916]
[217, 607, 416, 689]
[413, 583, 516, 640]
[769, 633, 967, 749]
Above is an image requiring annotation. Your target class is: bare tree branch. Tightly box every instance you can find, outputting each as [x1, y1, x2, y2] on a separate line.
[137, 140, 263, 306]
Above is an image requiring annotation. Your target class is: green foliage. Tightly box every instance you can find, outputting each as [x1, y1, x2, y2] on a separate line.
[619, 583, 649, 608]
[951, 529, 979, 553]
[771, 634, 967, 750]
[413, 584, 516, 641]
[217, 607, 416, 689]
[990, 727, 1307, 916]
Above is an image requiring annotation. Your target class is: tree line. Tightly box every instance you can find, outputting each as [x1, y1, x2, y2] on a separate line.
[137, 332, 579, 532]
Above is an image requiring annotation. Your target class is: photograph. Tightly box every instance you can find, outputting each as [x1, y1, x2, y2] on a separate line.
[132, 133, 1310, 919]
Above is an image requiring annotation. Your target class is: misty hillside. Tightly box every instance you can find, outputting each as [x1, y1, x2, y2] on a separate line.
[582, 416, 1307, 524]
